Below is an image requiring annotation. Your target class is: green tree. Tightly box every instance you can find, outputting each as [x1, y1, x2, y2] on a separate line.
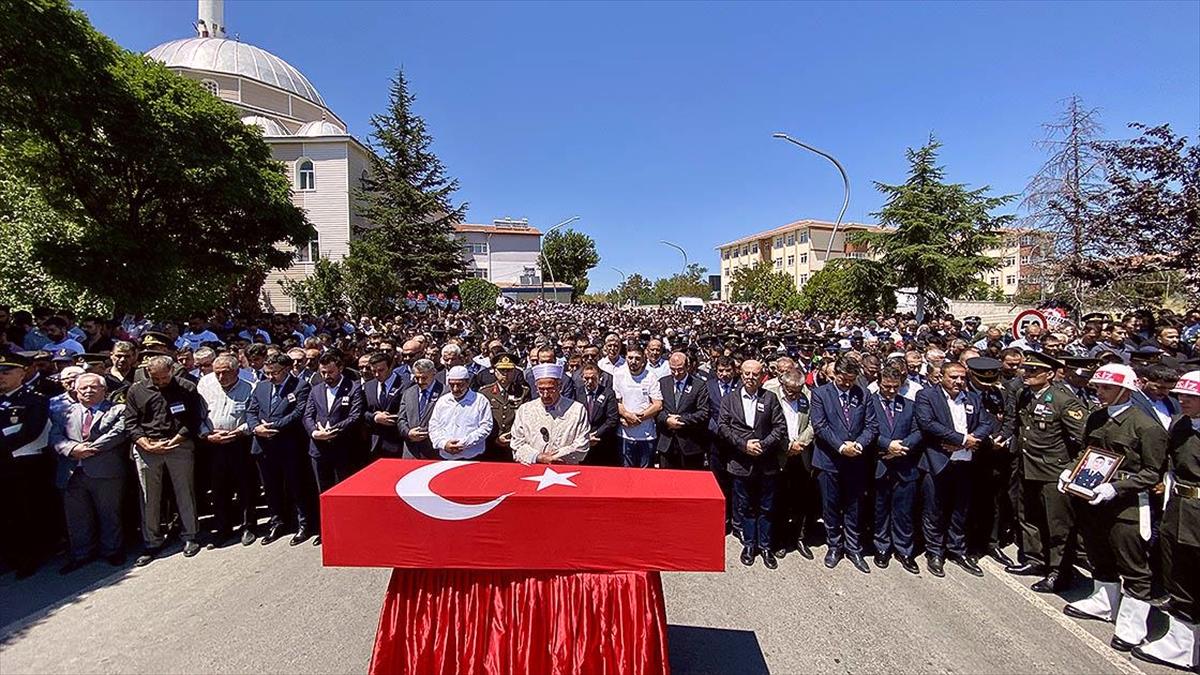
[458, 278, 501, 311]
[541, 228, 600, 299]
[614, 273, 655, 306]
[341, 236, 404, 317]
[851, 138, 1013, 322]
[356, 69, 466, 291]
[0, 0, 312, 315]
[795, 259, 895, 314]
[278, 257, 345, 315]
[650, 263, 711, 304]
[729, 261, 797, 310]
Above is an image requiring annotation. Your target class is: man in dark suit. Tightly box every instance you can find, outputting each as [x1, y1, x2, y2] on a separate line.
[363, 351, 405, 459]
[248, 352, 316, 546]
[397, 359, 444, 459]
[707, 356, 738, 532]
[50, 373, 127, 572]
[656, 352, 711, 469]
[870, 365, 923, 575]
[302, 349, 365, 529]
[578, 363, 619, 466]
[915, 360, 996, 578]
[718, 359, 787, 569]
[572, 345, 613, 396]
[525, 345, 576, 402]
[810, 355, 879, 574]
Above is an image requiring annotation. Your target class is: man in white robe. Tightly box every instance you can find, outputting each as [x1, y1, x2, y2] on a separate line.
[511, 364, 590, 465]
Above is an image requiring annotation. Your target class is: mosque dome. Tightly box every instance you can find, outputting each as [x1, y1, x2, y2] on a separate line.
[240, 115, 290, 136]
[146, 37, 325, 107]
[295, 119, 346, 137]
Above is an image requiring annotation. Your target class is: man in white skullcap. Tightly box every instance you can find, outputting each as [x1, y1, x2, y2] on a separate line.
[428, 366, 493, 460]
[511, 363, 590, 465]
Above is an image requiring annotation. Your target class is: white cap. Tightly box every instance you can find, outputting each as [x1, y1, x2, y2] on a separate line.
[531, 363, 563, 382]
[1171, 370, 1200, 397]
[1089, 363, 1138, 391]
[59, 366, 85, 380]
[446, 366, 470, 381]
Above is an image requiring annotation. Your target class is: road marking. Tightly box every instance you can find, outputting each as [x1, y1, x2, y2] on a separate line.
[979, 558, 1145, 675]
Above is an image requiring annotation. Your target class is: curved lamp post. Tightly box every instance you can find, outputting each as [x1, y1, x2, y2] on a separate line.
[772, 133, 850, 261]
[659, 240, 689, 274]
[540, 215, 579, 302]
[610, 266, 628, 305]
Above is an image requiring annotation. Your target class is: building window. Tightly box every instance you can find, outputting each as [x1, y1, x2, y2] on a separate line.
[989, 276, 1000, 287]
[462, 242, 487, 255]
[200, 79, 219, 96]
[847, 252, 866, 259]
[1006, 274, 1017, 286]
[799, 253, 808, 264]
[798, 230, 809, 244]
[1019, 235, 1035, 247]
[741, 245, 749, 256]
[786, 233, 796, 246]
[787, 255, 795, 266]
[722, 250, 729, 260]
[469, 268, 489, 280]
[799, 274, 809, 285]
[1003, 256, 1016, 267]
[774, 237, 784, 249]
[296, 239, 320, 263]
[773, 258, 782, 269]
[1020, 255, 1031, 265]
[296, 158, 315, 191]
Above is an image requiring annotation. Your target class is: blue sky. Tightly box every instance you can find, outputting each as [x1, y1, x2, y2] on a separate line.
[77, 0, 1200, 292]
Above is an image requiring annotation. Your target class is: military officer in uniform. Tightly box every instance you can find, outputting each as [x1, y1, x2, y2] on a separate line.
[966, 356, 1018, 567]
[1061, 356, 1102, 411]
[1133, 370, 1200, 671]
[479, 353, 529, 462]
[0, 352, 52, 578]
[1004, 351, 1087, 593]
[1063, 363, 1168, 653]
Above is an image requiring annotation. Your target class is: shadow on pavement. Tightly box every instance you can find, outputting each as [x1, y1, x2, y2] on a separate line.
[669, 624, 769, 674]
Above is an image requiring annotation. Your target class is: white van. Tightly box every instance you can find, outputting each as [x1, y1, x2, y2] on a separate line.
[675, 297, 705, 312]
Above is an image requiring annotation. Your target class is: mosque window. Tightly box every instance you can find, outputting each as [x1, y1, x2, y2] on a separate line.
[296, 238, 320, 262]
[200, 79, 219, 96]
[297, 158, 315, 191]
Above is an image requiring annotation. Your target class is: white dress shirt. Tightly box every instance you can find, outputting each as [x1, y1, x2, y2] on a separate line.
[197, 373, 252, 435]
[598, 356, 626, 375]
[944, 389, 971, 461]
[741, 390, 760, 427]
[325, 376, 344, 412]
[428, 389, 493, 460]
[780, 395, 802, 440]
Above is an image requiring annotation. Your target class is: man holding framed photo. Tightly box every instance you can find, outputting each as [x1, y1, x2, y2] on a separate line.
[1061, 363, 1168, 654]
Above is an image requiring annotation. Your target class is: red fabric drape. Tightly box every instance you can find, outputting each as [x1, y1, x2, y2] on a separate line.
[369, 569, 670, 675]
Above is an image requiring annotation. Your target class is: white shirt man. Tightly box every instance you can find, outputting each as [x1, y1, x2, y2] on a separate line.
[944, 389, 971, 461]
[428, 367, 494, 460]
[177, 329, 221, 351]
[614, 362, 663, 442]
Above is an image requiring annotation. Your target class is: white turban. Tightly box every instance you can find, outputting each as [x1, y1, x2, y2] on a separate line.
[531, 363, 563, 382]
[446, 366, 471, 381]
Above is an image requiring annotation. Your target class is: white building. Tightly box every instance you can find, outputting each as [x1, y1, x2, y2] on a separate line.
[454, 218, 573, 302]
[146, 0, 372, 312]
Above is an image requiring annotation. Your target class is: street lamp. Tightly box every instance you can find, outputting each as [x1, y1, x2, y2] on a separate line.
[772, 133, 850, 261]
[540, 215, 579, 302]
[610, 267, 627, 306]
[659, 241, 689, 274]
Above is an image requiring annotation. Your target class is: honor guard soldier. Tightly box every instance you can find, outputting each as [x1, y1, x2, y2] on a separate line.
[0, 352, 52, 578]
[1060, 356, 1102, 411]
[1004, 351, 1088, 593]
[1133, 370, 1200, 671]
[479, 354, 530, 461]
[1063, 363, 1168, 653]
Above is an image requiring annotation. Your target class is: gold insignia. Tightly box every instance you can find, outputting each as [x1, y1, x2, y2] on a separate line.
[1067, 409, 1083, 420]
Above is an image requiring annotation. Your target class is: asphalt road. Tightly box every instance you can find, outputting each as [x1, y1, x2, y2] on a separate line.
[0, 534, 1177, 675]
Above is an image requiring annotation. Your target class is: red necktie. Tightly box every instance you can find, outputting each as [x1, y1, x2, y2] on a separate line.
[81, 408, 94, 438]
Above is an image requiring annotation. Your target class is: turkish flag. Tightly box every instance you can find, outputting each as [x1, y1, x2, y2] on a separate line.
[320, 459, 725, 572]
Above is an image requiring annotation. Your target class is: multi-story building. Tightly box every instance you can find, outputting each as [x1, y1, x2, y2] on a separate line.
[454, 218, 572, 303]
[715, 219, 1052, 301]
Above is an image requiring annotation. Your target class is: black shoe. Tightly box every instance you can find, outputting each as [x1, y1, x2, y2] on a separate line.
[772, 547, 788, 559]
[135, 548, 160, 567]
[312, 535, 321, 546]
[740, 547, 755, 567]
[182, 541, 201, 558]
[824, 547, 844, 569]
[1110, 636, 1138, 652]
[240, 529, 257, 547]
[949, 554, 984, 577]
[261, 525, 285, 546]
[796, 540, 814, 560]
[105, 552, 127, 567]
[987, 546, 1015, 567]
[290, 527, 310, 546]
[1004, 561, 1046, 577]
[206, 531, 231, 550]
[59, 557, 93, 575]
[1031, 571, 1068, 594]
[761, 551, 778, 570]
[874, 552, 891, 569]
[927, 555, 946, 577]
[1131, 645, 1185, 669]
[899, 556, 921, 575]
[847, 552, 871, 574]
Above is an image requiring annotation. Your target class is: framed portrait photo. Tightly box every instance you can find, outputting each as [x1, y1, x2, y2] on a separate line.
[1065, 447, 1124, 500]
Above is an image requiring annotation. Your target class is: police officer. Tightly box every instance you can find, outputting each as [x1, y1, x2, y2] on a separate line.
[479, 353, 528, 462]
[966, 356, 1018, 567]
[1004, 351, 1087, 593]
[1133, 369, 1200, 671]
[1063, 363, 1167, 653]
[0, 352, 52, 578]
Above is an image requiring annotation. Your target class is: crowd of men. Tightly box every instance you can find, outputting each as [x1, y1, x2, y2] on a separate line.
[1, 302, 1198, 671]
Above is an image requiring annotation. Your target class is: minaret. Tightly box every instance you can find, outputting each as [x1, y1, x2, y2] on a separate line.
[197, 0, 226, 38]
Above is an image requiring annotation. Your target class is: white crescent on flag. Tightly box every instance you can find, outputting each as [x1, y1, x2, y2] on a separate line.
[394, 461, 513, 521]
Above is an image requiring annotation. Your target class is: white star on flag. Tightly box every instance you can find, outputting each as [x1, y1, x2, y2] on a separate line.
[521, 467, 581, 492]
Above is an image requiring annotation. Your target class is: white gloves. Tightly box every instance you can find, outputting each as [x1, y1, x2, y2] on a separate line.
[1088, 482, 1117, 505]
[1056, 469, 1072, 494]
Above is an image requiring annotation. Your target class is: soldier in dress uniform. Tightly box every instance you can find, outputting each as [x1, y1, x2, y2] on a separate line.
[966, 356, 1018, 567]
[1004, 351, 1087, 593]
[1060, 356, 1102, 411]
[479, 353, 529, 462]
[1063, 363, 1168, 654]
[1133, 369, 1200, 671]
[0, 352, 52, 578]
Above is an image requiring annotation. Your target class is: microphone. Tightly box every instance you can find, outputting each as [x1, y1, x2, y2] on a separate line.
[540, 427, 550, 444]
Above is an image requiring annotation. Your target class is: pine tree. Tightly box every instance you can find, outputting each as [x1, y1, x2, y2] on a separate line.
[356, 69, 467, 292]
[852, 138, 1014, 323]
